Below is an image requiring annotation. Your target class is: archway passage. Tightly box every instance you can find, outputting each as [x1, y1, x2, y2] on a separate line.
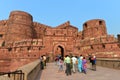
[55, 45, 64, 60]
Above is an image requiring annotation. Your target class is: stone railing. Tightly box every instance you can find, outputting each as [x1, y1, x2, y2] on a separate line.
[0, 59, 41, 80]
[96, 58, 120, 70]
[18, 59, 41, 80]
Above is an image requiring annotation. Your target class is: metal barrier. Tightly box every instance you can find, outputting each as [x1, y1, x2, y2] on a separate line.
[0, 70, 24, 80]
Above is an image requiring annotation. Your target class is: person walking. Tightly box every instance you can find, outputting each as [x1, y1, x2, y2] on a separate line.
[91, 54, 96, 71]
[88, 54, 92, 69]
[43, 55, 47, 68]
[71, 55, 77, 73]
[82, 56, 87, 74]
[64, 55, 72, 76]
[78, 55, 83, 73]
[58, 57, 64, 72]
[55, 56, 59, 65]
[40, 56, 44, 70]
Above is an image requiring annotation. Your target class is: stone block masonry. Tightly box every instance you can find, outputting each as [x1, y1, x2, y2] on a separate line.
[0, 10, 120, 72]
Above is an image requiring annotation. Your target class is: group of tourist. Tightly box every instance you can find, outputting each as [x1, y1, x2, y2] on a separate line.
[55, 54, 96, 76]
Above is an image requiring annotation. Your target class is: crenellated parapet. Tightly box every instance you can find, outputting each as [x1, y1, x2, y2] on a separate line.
[79, 35, 117, 46]
[33, 22, 51, 28]
[4, 39, 44, 53]
[33, 22, 52, 39]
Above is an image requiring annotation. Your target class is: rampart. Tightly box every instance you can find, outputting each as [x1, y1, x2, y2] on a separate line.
[0, 10, 120, 72]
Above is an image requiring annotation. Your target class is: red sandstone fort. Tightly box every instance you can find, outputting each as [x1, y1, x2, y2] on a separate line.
[0, 10, 120, 72]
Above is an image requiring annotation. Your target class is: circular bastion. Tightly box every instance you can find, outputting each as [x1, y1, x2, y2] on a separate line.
[82, 19, 107, 39]
[5, 11, 34, 43]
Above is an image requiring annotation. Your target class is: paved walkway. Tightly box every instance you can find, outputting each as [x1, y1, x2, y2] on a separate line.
[36, 63, 120, 80]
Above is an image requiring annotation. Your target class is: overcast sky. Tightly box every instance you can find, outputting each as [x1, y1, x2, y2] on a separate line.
[0, 0, 119, 37]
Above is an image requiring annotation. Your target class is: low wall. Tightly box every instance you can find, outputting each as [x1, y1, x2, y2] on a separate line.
[0, 59, 41, 80]
[18, 59, 41, 80]
[97, 58, 120, 70]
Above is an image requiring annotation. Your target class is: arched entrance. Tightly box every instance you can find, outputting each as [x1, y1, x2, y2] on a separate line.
[54, 45, 65, 60]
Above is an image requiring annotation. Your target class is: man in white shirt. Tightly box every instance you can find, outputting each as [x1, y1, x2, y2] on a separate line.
[71, 56, 77, 73]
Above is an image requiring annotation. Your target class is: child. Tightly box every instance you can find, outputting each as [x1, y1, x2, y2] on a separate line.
[58, 57, 64, 72]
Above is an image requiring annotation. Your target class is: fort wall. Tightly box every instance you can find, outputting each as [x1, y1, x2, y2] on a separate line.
[0, 10, 120, 72]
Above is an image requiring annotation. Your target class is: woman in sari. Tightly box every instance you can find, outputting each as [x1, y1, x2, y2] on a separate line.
[77, 55, 83, 72]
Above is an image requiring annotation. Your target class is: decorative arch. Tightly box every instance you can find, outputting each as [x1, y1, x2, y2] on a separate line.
[53, 43, 66, 60]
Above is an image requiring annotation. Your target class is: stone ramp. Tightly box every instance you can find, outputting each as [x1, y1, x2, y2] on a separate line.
[36, 63, 120, 80]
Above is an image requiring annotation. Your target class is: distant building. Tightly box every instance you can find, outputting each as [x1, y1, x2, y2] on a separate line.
[0, 10, 120, 72]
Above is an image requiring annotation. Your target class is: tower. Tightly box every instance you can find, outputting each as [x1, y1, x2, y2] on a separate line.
[83, 19, 107, 39]
[5, 11, 34, 44]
